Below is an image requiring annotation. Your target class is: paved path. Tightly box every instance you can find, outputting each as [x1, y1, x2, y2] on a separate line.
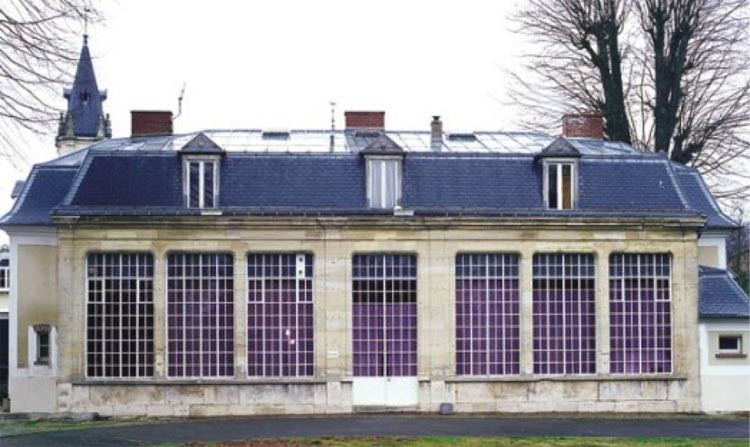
[2, 415, 748, 446]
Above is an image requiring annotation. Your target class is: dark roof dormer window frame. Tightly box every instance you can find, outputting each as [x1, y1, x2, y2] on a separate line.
[179, 133, 224, 210]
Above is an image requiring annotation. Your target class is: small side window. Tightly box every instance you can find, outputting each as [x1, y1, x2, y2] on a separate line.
[0, 258, 9, 291]
[33, 324, 51, 365]
[717, 335, 743, 356]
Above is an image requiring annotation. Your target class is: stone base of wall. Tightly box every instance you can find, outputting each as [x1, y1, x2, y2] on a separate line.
[58, 378, 699, 417]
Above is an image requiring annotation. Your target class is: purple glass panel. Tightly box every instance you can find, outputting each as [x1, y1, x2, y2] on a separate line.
[532, 253, 596, 375]
[247, 253, 314, 377]
[456, 254, 520, 376]
[86, 253, 154, 377]
[167, 253, 234, 377]
[609, 253, 672, 374]
[352, 254, 417, 377]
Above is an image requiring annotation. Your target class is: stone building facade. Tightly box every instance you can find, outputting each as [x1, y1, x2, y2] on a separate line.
[2, 37, 747, 416]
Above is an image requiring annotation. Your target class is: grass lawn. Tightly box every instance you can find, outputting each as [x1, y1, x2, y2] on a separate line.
[153, 437, 748, 447]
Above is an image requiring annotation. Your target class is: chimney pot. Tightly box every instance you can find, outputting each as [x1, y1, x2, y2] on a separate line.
[562, 114, 604, 139]
[345, 111, 385, 130]
[431, 116, 443, 151]
[131, 110, 173, 137]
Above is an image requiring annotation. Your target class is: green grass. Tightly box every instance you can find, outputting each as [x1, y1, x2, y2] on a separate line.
[148, 437, 748, 447]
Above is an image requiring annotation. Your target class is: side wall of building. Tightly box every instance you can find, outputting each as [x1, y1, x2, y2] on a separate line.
[7, 229, 59, 412]
[16, 222, 702, 416]
[699, 320, 750, 413]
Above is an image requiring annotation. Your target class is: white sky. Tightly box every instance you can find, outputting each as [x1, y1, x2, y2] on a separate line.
[0, 1, 530, 243]
[0, 1, 744, 245]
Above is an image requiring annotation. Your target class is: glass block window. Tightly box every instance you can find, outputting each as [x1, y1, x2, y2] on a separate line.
[185, 159, 217, 209]
[247, 253, 314, 377]
[0, 258, 9, 291]
[86, 253, 154, 377]
[532, 253, 596, 374]
[352, 254, 417, 377]
[609, 253, 672, 374]
[456, 253, 520, 375]
[167, 253, 234, 378]
[367, 158, 401, 209]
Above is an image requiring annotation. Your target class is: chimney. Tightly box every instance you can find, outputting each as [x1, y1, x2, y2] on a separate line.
[430, 116, 443, 151]
[562, 114, 604, 139]
[345, 111, 385, 130]
[131, 110, 173, 137]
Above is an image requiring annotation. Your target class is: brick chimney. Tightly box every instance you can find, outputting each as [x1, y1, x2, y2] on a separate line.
[562, 114, 604, 139]
[430, 116, 443, 151]
[345, 111, 385, 130]
[131, 110, 173, 137]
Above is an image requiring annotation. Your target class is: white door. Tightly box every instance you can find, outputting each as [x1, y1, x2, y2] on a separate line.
[351, 254, 418, 407]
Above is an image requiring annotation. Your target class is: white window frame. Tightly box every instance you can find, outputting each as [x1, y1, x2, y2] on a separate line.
[0, 263, 9, 292]
[718, 334, 743, 355]
[543, 159, 577, 210]
[366, 156, 402, 209]
[184, 157, 220, 209]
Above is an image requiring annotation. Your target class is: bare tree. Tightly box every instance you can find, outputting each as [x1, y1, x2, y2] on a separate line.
[0, 0, 99, 168]
[510, 0, 750, 200]
[512, 0, 632, 144]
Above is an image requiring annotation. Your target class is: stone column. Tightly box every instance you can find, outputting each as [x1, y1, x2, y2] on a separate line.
[519, 248, 535, 375]
[152, 246, 167, 378]
[595, 249, 611, 374]
[233, 250, 247, 377]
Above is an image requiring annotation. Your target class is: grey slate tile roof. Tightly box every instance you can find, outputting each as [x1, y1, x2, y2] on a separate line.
[672, 164, 737, 230]
[699, 266, 750, 319]
[0, 130, 736, 229]
[58, 36, 108, 139]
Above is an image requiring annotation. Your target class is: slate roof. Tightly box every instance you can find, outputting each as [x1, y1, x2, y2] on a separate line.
[58, 36, 109, 139]
[672, 165, 737, 230]
[699, 266, 750, 319]
[0, 130, 737, 228]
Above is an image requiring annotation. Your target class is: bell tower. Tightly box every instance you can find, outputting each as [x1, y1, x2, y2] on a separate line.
[55, 34, 111, 156]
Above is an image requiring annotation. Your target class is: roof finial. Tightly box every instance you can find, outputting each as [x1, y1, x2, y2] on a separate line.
[83, 7, 90, 43]
[329, 100, 336, 131]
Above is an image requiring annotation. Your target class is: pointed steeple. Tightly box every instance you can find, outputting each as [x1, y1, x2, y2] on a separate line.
[56, 34, 111, 155]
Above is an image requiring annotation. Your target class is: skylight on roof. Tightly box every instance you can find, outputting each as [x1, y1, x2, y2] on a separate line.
[447, 133, 477, 142]
[262, 130, 291, 140]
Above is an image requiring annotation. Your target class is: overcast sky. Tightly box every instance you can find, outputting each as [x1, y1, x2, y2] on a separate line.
[0, 0, 531, 243]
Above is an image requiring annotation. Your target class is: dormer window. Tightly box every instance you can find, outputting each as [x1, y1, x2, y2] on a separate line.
[545, 161, 576, 210]
[185, 159, 218, 209]
[535, 137, 581, 211]
[179, 133, 225, 210]
[360, 133, 404, 210]
[367, 157, 402, 209]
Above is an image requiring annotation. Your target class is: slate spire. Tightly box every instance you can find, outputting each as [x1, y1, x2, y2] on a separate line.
[57, 34, 111, 144]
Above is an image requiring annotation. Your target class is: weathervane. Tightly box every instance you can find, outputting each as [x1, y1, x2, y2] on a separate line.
[83, 7, 90, 41]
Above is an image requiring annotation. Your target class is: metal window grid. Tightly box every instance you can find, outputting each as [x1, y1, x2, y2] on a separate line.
[532, 253, 596, 375]
[456, 253, 520, 376]
[609, 253, 672, 374]
[167, 253, 234, 378]
[352, 254, 417, 377]
[247, 253, 314, 377]
[86, 253, 154, 377]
